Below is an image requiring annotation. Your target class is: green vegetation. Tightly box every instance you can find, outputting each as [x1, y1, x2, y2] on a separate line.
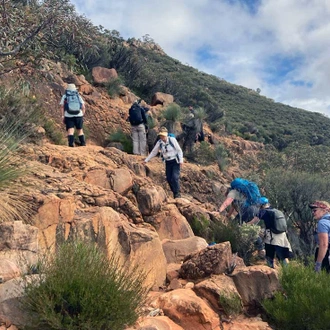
[219, 291, 243, 316]
[190, 215, 211, 239]
[106, 78, 123, 98]
[263, 262, 330, 330]
[44, 119, 66, 145]
[4, 1, 330, 150]
[23, 241, 148, 330]
[0, 86, 41, 223]
[162, 103, 182, 122]
[107, 128, 133, 153]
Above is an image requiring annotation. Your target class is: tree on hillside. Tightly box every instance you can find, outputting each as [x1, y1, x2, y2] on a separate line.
[0, 0, 100, 74]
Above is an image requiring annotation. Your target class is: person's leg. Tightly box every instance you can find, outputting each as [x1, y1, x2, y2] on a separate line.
[65, 117, 75, 147]
[274, 246, 290, 266]
[169, 160, 181, 198]
[75, 117, 85, 146]
[165, 160, 175, 194]
[131, 126, 139, 155]
[265, 243, 275, 268]
[137, 124, 147, 155]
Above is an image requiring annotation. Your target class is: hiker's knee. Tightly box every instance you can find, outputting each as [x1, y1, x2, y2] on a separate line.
[67, 128, 74, 135]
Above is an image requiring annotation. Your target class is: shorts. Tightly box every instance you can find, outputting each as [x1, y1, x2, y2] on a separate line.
[65, 116, 83, 130]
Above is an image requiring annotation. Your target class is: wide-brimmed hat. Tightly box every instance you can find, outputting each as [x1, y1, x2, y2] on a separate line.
[309, 200, 330, 211]
[66, 83, 77, 91]
[158, 127, 168, 137]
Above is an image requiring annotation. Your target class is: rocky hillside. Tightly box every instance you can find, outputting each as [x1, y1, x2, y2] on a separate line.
[0, 62, 276, 330]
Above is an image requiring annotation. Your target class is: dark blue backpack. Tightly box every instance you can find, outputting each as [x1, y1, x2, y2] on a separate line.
[129, 103, 144, 126]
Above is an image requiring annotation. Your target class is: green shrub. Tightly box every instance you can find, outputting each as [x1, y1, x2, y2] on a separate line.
[107, 128, 133, 153]
[219, 291, 243, 316]
[211, 221, 260, 265]
[22, 241, 148, 330]
[44, 119, 66, 145]
[191, 141, 216, 165]
[106, 78, 122, 98]
[214, 143, 229, 171]
[263, 262, 330, 330]
[162, 104, 182, 122]
[190, 215, 212, 241]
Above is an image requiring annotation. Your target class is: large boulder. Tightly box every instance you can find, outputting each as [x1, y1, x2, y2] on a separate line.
[162, 236, 208, 264]
[231, 265, 280, 310]
[144, 204, 194, 240]
[151, 92, 174, 106]
[136, 186, 167, 216]
[0, 259, 20, 283]
[194, 274, 241, 311]
[154, 288, 221, 330]
[179, 242, 233, 280]
[92, 66, 118, 84]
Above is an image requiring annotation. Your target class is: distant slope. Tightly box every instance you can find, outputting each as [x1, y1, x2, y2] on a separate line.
[108, 44, 330, 150]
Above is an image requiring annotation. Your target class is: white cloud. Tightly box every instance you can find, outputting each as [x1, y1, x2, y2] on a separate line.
[71, 0, 330, 115]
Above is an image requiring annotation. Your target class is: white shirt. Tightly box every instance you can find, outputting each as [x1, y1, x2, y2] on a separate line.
[60, 92, 84, 118]
[145, 137, 183, 163]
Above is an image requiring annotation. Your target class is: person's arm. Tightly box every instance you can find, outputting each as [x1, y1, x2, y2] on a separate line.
[172, 138, 183, 163]
[141, 107, 147, 124]
[145, 141, 160, 162]
[219, 197, 234, 213]
[79, 95, 85, 115]
[59, 95, 65, 119]
[246, 216, 260, 225]
[316, 232, 328, 263]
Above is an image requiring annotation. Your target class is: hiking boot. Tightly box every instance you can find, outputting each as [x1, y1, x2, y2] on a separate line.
[174, 193, 181, 199]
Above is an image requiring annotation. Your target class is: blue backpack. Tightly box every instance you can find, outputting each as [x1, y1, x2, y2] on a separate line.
[230, 178, 261, 206]
[65, 90, 82, 115]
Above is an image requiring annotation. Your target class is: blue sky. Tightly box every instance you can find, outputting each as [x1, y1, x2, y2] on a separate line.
[71, 0, 330, 115]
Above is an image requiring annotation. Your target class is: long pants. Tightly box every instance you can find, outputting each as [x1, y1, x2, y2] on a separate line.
[165, 159, 180, 197]
[131, 124, 147, 155]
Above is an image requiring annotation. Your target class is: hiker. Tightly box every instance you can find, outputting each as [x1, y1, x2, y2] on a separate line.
[144, 127, 183, 198]
[219, 178, 261, 223]
[247, 197, 293, 268]
[128, 99, 147, 156]
[309, 200, 330, 273]
[220, 181, 264, 258]
[181, 112, 203, 153]
[60, 83, 86, 147]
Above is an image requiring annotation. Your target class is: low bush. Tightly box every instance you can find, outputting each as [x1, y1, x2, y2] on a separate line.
[22, 241, 148, 330]
[162, 104, 182, 122]
[263, 262, 330, 330]
[219, 291, 243, 316]
[211, 221, 260, 265]
[107, 128, 133, 153]
[106, 78, 122, 98]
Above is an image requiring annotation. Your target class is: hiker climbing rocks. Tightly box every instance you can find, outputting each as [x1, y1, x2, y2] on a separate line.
[219, 178, 261, 223]
[247, 197, 293, 268]
[144, 127, 183, 199]
[309, 200, 330, 273]
[220, 179, 264, 258]
[128, 99, 147, 156]
[60, 83, 86, 147]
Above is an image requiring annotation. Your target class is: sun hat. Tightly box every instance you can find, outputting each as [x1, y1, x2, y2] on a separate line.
[66, 83, 77, 91]
[158, 127, 168, 137]
[309, 200, 330, 211]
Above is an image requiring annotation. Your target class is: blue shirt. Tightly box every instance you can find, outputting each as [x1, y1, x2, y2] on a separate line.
[316, 214, 330, 245]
